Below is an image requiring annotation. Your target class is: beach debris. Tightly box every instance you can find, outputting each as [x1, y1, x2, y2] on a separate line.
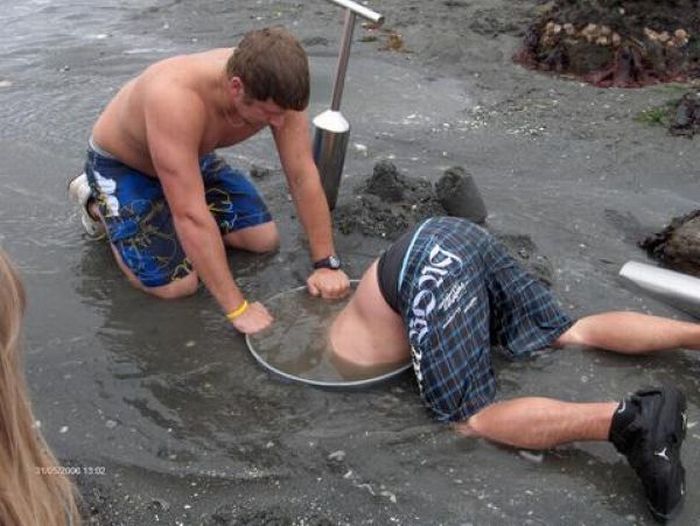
[328, 450, 346, 462]
[380, 489, 398, 504]
[380, 31, 406, 52]
[250, 164, 273, 179]
[353, 142, 368, 154]
[519, 450, 544, 463]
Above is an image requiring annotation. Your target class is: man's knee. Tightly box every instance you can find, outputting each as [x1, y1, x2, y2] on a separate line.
[224, 221, 280, 253]
[251, 222, 280, 253]
[110, 244, 199, 299]
[142, 272, 199, 300]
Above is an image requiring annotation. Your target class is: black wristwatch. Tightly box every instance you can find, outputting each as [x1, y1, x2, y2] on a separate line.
[313, 255, 342, 270]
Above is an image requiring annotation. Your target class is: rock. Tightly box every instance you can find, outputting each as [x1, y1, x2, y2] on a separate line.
[435, 166, 488, 224]
[669, 92, 700, 137]
[641, 210, 700, 276]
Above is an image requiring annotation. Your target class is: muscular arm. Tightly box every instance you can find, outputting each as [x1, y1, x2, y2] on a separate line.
[143, 85, 248, 316]
[273, 111, 350, 297]
[273, 110, 335, 260]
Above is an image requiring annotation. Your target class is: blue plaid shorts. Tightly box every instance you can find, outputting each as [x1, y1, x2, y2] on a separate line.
[397, 217, 574, 423]
[84, 144, 272, 287]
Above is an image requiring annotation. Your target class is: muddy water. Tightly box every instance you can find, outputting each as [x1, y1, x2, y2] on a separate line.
[247, 286, 410, 384]
[2, 0, 700, 524]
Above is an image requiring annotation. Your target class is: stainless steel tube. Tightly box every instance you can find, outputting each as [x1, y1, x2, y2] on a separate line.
[326, 0, 384, 23]
[331, 10, 357, 111]
[313, 110, 350, 209]
[619, 261, 700, 317]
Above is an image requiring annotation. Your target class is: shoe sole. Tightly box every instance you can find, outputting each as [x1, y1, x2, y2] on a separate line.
[67, 173, 106, 240]
[641, 386, 687, 522]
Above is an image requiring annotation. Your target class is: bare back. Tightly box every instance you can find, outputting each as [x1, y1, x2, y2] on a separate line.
[92, 48, 264, 177]
[330, 260, 410, 366]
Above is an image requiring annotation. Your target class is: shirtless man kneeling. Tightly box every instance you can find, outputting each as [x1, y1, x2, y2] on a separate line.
[70, 27, 349, 334]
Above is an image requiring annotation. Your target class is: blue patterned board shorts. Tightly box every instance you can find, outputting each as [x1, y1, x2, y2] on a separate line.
[84, 144, 272, 287]
[396, 217, 574, 423]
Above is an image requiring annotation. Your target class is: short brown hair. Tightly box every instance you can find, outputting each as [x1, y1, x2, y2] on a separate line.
[226, 26, 310, 111]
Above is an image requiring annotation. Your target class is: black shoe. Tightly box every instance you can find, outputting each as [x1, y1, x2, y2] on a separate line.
[609, 386, 687, 522]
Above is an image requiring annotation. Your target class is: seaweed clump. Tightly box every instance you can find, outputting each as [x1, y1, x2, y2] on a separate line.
[515, 0, 700, 87]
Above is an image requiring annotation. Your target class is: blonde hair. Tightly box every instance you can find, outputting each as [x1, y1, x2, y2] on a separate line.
[0, 249, 81, 526]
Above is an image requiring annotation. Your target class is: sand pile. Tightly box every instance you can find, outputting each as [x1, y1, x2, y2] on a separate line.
[334, 161, 486, 240]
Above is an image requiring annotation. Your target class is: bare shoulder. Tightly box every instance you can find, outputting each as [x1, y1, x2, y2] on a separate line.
[138, 47, 230, 93]
[136, 57, 209, 114]
[133, 65, 208, 152]
[143, 47, 231, 74]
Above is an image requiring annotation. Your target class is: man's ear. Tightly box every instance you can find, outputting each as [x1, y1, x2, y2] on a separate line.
[229, 76, 244, 97]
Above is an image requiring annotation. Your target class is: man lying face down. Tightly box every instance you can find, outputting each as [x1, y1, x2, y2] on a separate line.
[330, 216, 700, 522]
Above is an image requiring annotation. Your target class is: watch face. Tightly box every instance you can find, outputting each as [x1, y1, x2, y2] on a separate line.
[328, 255, 341, 269]
[315, 255, 341, 270]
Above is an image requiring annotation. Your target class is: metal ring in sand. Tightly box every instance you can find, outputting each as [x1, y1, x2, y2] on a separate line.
[245, 284, 411, 388]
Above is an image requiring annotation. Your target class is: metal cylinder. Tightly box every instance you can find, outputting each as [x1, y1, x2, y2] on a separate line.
[314, 0, 384, 210]
[313, 110, 350, 210]
[619, 261, 700, 318]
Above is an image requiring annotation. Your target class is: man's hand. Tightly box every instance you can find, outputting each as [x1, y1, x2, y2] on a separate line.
[307, 268, 351, 299]
[230, 301, 273, 334]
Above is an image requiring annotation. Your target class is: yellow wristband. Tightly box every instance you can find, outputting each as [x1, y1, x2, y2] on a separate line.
[226, 300, 249, 321]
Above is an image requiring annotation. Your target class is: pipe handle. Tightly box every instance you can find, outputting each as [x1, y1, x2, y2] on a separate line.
[326, 0, 384, 24]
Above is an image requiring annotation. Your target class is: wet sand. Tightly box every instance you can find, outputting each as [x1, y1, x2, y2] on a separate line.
[1, 0, 700, 524]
